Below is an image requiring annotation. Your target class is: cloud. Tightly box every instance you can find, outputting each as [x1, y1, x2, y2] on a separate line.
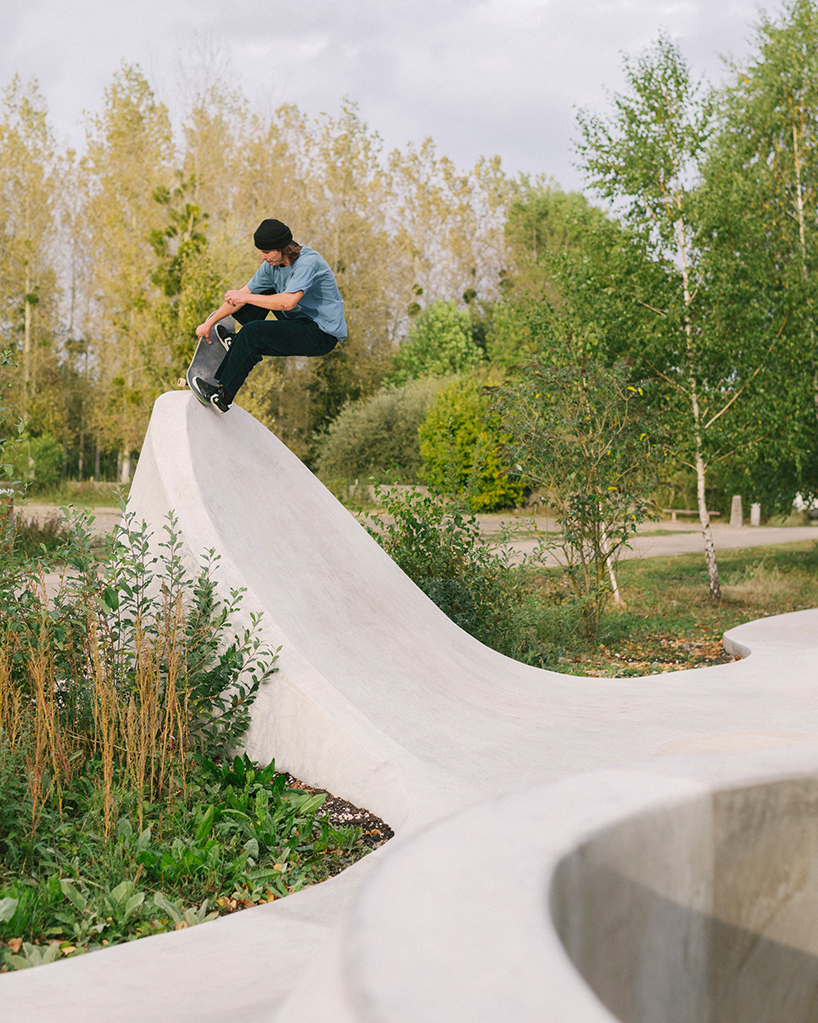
[2, 0, 784, 188]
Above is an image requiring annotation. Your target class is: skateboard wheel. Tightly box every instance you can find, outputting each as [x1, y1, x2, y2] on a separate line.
[177, 378, 187, 388]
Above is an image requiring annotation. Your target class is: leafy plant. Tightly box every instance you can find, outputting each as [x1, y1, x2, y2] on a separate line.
[389, 300, 484, 385]
[418, 377, 525, 511]
[365, 483, 552, 663]
[493, 359, 667, 639]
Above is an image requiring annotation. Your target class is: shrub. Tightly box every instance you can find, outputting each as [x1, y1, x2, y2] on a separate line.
[492, 359, 667, 639]
[365, 484, 516, 648]
[315, 377, 445, 484]
[0, 506, 279, 834]
[366, 484, 556, 663]
[418, 377, 526, 511]
[26, 434, 64, 490]
[389, 300, 484, 384]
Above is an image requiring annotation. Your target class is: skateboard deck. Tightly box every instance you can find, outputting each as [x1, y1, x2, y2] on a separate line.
[185, 316, 235, 403]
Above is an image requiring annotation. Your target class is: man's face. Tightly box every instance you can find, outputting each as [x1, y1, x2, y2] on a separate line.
[260, 249, 284, 266]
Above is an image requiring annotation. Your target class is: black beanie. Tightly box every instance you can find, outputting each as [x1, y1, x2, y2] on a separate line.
[254, 219, 293, 250]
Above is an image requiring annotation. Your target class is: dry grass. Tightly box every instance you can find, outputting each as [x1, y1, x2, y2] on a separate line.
[0, 585, 197, 838]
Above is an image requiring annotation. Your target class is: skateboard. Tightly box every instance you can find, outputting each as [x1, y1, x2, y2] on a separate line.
[185, 315, 235, 404]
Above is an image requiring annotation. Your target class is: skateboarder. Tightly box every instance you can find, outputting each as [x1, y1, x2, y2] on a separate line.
[191, 218, 347, 413]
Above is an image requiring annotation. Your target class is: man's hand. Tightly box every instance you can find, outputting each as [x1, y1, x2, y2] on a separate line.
[225, 287, 252, 306]
[195, 321, 214, 343]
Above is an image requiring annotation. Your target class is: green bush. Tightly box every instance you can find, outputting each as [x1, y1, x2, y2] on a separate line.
[418, 377, 526, 511]
[366, 484, 558, 664]
[389, 300, 484, 384]
[315, 377, 445, 485]
[27, 434, 64, 490]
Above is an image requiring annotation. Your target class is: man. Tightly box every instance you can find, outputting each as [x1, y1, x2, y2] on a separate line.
[192, 218, 347, 413]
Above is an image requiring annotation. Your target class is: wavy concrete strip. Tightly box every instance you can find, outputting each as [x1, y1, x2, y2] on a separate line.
[337, 745, 818, 1023]
[4, 392, 818, 1022]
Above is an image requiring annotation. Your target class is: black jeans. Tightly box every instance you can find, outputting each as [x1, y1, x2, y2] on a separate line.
[216, 292, 340, 397]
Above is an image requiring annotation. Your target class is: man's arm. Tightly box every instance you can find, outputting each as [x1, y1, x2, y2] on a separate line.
[224, 287, 304, 312]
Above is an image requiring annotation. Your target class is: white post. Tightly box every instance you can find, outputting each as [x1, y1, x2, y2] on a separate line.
[750, 503, 761, 527]
[730, 495, 743, 528]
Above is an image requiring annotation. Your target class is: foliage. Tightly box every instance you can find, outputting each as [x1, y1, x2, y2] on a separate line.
[389, 300, 485, 385]
[501, 177, 612, 319]
[0, 506, 374, 970]
[698, 0, 818, 510]
[314, 377, 445, 485]
[418, 377, 525, 511]
[493, 360, 667, 639]
[0, 506, 279, 818]
[0, 77, 60, 437]
[365, 484, 547, 662]
[148, 172, 224, 380]
[24, 433, 63, 490]
[0, 742, 363, 970]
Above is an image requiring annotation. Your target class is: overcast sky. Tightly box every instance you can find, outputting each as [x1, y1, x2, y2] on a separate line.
[2, 0, 784, 193]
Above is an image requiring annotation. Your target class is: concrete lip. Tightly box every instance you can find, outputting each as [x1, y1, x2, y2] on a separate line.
[351, 747, 818, 1023]
[4, 391, 818, 1022]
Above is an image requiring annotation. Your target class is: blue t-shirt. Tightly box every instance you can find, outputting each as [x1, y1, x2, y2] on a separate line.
[245, 246, 347, 340]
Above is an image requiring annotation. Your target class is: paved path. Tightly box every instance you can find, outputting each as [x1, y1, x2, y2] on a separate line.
[17, 501, 818, 562]
[15, 502, 122, 536]
[476, 515, 818, 564]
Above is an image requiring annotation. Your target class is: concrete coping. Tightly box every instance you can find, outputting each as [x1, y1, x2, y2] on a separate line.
[345, 746, 818, 1023]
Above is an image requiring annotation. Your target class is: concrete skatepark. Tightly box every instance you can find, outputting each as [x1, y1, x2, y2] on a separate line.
[4, 391, 818, 1022]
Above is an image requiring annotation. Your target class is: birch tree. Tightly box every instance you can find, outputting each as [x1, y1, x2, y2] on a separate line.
[0, 77, 60, 428]
[701, 0, 818, 506]
[577, 37, 745, 600]
[78, 64, 173, 480]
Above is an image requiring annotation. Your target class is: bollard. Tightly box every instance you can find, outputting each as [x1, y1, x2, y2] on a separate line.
[730, 495, 744, 527]
[750, 502, 761, 527]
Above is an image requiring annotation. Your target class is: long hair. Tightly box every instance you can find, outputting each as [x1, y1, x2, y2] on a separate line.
[282, 241, 302, 264]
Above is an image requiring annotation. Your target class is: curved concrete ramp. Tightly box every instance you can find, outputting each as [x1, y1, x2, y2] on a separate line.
[6, 391, 818, 1023]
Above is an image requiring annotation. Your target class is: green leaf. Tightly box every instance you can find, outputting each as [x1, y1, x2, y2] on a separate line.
[194, 804, 215, 844]
[0, 897, 18, 923]
[110, 880, 134, 906]
[124, 892, 145, 920]
[59, 881, 87, 914]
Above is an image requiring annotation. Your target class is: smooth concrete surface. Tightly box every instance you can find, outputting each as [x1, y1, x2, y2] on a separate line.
[4, 391, 818, 1023]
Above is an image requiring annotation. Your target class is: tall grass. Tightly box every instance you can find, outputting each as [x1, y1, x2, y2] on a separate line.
[0, 506, 278, 844]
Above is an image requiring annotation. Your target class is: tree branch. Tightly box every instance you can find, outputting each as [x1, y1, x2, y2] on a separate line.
[703, 314, 788, 430]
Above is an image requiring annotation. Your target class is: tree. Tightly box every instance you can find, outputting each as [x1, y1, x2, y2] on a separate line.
[0, 77, 60, 430]
[504, 178, 608, 296]
[77, 64, 174, 481]
[493, 361, 667, 638]
[148, 172, 223, 381]
[488, 183, 638, 370]
[418, 376, 525, 511]
[576, 36, 788, 600]
[700, 0, 818, 508]
[390, 300, 484, 384]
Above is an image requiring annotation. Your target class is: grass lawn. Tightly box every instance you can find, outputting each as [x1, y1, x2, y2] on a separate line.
[539, 540, 818, 677]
